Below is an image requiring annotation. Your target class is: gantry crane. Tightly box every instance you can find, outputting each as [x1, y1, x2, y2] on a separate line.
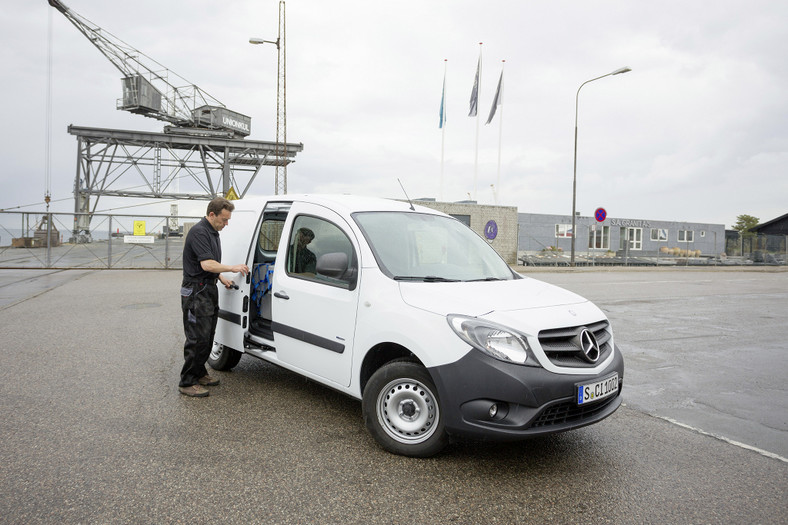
[46, 0, 303, 241]
[48, 0, 252, 138]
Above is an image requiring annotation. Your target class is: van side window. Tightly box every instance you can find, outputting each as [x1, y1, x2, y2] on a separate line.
[256, 218, 285, 264]
[286, 215, 357, 289]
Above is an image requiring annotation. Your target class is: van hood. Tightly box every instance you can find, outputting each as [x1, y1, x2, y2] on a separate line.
[398, 277, 588, 318]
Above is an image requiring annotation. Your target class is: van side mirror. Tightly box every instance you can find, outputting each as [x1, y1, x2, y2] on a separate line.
[316, 252, 350, 280]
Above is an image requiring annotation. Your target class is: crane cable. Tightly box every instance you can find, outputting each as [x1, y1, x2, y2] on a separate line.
[44, 8, 54, 211]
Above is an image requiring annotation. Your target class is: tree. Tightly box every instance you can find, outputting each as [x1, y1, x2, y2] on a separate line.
[733, 214, 759, 237]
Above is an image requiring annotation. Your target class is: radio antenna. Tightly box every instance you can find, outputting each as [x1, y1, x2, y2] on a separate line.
[397, 178, 415, 210]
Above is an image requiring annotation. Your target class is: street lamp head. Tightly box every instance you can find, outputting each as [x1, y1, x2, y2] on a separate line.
[611, 66, 632, 75]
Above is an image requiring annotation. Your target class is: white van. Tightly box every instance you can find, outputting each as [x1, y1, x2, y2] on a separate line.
[212, 194, 623, 457]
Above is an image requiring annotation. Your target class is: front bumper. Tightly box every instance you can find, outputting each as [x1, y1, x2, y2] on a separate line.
[428, 345, 624, 441]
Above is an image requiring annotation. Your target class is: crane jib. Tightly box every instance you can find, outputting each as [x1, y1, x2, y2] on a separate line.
[48, 0, 251, 137]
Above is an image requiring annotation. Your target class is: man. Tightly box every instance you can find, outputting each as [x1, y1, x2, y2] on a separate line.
[292, 227, 316, 274]
[179, 197, 249, 397]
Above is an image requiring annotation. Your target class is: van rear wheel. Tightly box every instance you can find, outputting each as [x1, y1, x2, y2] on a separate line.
[362, 360, 447, 457]
[208, 344, 242, 370]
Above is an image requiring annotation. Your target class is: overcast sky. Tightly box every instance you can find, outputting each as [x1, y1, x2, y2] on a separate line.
[1, 0, 786, 228]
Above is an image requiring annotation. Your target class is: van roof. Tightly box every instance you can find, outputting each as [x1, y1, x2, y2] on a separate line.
[232, 194, 447, 217]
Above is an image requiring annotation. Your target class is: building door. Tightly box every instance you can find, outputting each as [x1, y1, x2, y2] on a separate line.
[620, 227, 642, 251]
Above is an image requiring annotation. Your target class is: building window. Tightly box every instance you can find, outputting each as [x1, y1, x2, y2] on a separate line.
[650, 228, 668, 242]
[588, 225, 610, 250]
[555, 224, 573, 238]
[451, 214, 471, 227]
[678, 230, 694, 242]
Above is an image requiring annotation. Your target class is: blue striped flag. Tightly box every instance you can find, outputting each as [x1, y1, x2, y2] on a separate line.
[439, 71, 447, 128]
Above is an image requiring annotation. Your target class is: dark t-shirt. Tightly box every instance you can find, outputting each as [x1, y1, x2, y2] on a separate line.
[182, 217, 221, 281]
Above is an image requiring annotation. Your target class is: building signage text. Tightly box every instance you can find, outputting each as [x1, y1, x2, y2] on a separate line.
[609, 219, 652, 228]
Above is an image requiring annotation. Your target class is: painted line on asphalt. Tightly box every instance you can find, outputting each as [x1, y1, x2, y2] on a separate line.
[654, 414, 788, 464]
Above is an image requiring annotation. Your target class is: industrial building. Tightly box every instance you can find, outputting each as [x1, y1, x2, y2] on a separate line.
[415, 199, 727, 265]
[518, 213, 726, 263]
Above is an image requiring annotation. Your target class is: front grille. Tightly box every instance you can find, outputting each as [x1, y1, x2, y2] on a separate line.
[538, 320, 612, 368]
[531, 391, 620, 428]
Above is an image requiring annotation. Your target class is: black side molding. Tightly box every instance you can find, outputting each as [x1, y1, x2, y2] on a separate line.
[271, 322, 345, 354]
[218, 309, 243, 326]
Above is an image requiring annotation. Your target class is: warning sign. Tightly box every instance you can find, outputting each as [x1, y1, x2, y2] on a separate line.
[133, 220, 146, 236]
[225, 187, 239, 200]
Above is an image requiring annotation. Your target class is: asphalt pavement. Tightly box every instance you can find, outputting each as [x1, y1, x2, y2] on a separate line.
[0, 268, 786, 524]
[530, 267, 788, 460]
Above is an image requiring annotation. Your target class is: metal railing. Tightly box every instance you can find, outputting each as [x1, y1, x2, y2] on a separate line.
[0, 211, 202, 270]
[521, 231, 787, 268]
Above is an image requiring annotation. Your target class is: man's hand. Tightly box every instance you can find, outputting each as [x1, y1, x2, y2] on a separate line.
[230, 264, 250, 276]
[219, 275, 234, 289]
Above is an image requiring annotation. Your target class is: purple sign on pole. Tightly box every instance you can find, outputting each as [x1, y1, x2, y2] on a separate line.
[484, 220, 498, 240]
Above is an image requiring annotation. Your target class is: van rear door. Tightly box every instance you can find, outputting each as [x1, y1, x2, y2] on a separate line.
[214, 207, 262, 353]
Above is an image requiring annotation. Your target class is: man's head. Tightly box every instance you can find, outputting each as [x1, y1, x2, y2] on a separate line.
[206, 197, 235, 231]
[297, 227, 315, 247]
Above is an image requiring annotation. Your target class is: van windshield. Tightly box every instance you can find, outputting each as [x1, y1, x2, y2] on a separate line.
[353, 212, 515, 282]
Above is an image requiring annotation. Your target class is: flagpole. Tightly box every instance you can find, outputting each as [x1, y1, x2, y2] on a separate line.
[496, 60, 505, 200]
[473, 42, 482, 201]
[440, 59, 447, 201]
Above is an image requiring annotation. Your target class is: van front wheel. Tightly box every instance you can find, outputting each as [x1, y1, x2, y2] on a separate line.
[208, 344, 242, 370]
[362, 361, 447, 457]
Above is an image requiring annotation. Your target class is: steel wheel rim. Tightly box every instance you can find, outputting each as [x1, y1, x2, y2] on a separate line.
[209, 345, 223, 361]
[376, 377, 439, 445]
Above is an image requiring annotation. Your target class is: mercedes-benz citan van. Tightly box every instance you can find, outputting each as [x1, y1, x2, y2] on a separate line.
[210, 194, 623, 457]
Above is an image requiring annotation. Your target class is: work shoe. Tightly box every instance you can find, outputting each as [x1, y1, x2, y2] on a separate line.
[197, 374, 220, 387]
[179, 384, 209, 397]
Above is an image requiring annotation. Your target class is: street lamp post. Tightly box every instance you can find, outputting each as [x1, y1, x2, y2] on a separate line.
[250, 2, 287, 195]
[571, 66, 631, 266]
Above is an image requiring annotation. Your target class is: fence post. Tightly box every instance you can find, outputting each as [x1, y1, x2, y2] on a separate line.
[108, 216, 112, 268]
[46, 212, 52, 268]
[165, 227, 170, 269]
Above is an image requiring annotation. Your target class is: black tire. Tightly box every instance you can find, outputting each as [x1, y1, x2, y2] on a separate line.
[362, 360, 448, 457]
[208, 344, 242, 370]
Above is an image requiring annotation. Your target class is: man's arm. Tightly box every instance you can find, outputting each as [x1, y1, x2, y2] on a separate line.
[200, 259, 249, 276]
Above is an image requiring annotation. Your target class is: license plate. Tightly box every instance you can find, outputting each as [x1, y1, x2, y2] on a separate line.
[577, 374, 619, 405]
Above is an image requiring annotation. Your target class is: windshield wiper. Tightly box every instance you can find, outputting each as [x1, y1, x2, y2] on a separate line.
[465, 277, 505, 282]
[393, 275, 460, 282]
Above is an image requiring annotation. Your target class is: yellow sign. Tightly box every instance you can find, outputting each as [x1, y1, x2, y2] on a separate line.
[133, 220, 146, 236]
[225, 187, 239, 200]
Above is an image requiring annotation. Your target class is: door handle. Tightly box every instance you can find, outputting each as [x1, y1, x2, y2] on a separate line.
[274, 291, 290, 300]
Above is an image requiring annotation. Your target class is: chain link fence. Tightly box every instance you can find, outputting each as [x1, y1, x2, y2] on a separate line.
[724, 231, 788, 266]
[0, 211, 202, 269]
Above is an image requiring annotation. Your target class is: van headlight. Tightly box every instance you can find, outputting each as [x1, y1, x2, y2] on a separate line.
[447, 315, 537, 366]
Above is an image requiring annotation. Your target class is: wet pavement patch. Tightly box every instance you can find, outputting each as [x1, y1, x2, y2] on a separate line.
[121, 302, 162, 309]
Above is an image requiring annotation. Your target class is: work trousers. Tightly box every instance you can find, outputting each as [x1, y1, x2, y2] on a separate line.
[180, 279, 219, 387]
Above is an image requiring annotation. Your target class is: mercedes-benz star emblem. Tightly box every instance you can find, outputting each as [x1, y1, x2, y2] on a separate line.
[578, 328, 600, 363]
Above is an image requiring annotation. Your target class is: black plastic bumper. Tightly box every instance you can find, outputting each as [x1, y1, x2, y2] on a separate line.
[428, 345, 624, 441]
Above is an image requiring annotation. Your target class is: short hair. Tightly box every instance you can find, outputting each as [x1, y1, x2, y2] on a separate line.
[298, 227, 315, 240]
[206, 197, 235, 216]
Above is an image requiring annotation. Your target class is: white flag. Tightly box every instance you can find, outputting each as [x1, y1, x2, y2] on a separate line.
[468, 55, 480, 117]
[486, 70, 504, 124]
